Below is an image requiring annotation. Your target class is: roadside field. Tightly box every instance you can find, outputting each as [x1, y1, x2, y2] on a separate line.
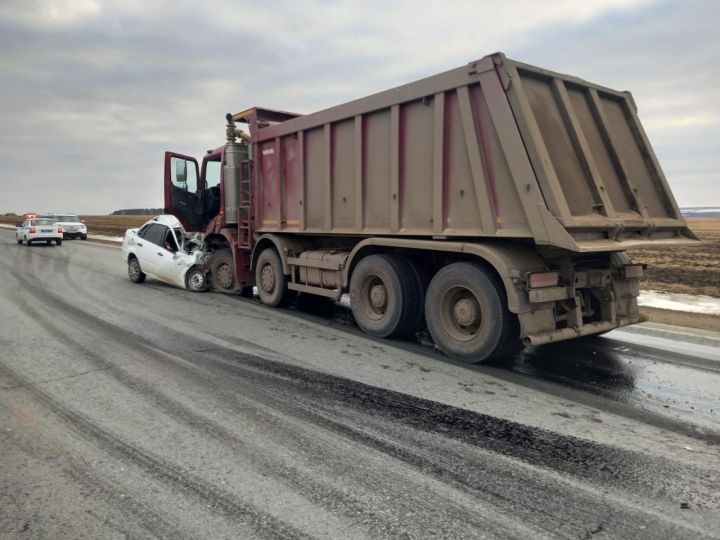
[629, 217, 720, 298]
[1, 214, 718, 300]
[0, 214, 152, 237]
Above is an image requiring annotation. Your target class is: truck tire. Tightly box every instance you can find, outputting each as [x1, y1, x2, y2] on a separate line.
[349, 254, 419, 338]
[210, 249, 236, 293]
[425, 262, 519, 363]
[255, 248, 296, 307]
[127, 256, 146, 283]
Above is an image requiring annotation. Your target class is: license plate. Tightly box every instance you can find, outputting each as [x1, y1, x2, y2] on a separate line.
[41, 229, 52, 232]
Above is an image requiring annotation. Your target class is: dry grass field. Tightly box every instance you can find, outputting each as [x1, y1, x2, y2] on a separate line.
[0, 214, 151, 237]
[628, 217, 720, 298]
[2, 214, 718, 299]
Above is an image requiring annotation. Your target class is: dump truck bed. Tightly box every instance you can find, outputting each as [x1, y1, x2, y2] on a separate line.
[249, 52, 697, 252]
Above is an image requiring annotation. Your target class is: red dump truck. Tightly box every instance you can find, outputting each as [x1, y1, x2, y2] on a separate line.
[162, 52, 697, 362]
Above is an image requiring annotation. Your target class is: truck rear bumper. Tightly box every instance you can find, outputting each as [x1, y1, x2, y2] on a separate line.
[521, 313, 648, 347]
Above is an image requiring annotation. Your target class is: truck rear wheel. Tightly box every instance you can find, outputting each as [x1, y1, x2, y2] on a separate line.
[210, 249, 236, 293]
[425, 262, 519, 363]
[256, 248, 296, 307]
[349, 254, 419, 338]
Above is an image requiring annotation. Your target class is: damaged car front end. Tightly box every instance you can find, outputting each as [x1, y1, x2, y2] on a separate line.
[122, 215, 212, 292]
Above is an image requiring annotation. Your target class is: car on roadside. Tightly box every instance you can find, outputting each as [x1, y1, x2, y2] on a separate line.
[16, 217, 63, 246]
[43, 213, 88, 240]
[122, 215, 210, 292]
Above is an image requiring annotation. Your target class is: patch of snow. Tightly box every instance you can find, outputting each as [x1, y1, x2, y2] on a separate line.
[602, 329, 720, 362]
[88, 234, 123, 243]
[638, 290, 720, 316]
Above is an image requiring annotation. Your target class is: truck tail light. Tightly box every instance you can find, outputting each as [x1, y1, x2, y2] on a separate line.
[528, 271, 559, 288]
[57, 226, 64, 233]
[623, 264, 644, 279]
[29, 226, 36, 233]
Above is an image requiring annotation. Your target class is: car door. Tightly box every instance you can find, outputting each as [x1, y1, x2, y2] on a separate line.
[134, 223, 165, 275]
[141, 224, 177, 282]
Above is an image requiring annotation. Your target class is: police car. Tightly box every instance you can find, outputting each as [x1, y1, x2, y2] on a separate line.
[16, 217, 63, 246]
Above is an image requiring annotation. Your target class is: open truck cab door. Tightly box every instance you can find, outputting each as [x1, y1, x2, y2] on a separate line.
[164, 152, 205, 231]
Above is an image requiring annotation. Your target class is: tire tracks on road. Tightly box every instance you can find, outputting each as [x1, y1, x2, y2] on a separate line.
[3, 257, 719, 538]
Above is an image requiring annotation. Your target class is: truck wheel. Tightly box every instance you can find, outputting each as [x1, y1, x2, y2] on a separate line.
[425, 262, 519, 363]
[128, 256, 146, 283]
[255, 248, 296, 307]
[349, 254, 419, 338]
[210, 249, 236, 293]
[56, 239, 62, 246]
[17, 238, 22, 245]
[185, 267, 210, 292]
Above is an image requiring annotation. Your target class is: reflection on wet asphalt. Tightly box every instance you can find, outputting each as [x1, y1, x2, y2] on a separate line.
[508, 338, 720, 436]
[306, 300, 720, 441]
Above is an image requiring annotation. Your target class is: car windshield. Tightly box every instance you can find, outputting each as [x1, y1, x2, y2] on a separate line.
[32, 219, 53, 226]
[53, 215, 81, 222]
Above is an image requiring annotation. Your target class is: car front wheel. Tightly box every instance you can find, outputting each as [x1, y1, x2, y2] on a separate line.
[185, 267, 210, 292]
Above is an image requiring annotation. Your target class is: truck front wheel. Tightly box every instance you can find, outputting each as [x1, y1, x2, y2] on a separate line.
[349, 254, 419, 338]
[425, 262, 519, 363]
[210, 249, 237, 292]
[255, 248, 296, 307]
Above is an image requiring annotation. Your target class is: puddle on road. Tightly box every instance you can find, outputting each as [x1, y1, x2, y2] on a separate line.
[511, 339, 720, 435]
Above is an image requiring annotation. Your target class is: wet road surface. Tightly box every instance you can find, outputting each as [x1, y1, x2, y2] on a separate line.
[1, 231, 719, 538]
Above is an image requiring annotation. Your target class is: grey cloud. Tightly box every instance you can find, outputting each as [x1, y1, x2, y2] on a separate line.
[0, 0, 717, 213]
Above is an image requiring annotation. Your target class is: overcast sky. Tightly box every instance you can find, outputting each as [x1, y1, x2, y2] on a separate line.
[1, 0, 718, 214]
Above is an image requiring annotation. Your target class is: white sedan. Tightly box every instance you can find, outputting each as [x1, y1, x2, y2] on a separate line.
[16, 218, 63, 246]
[122, 215, 210, 292]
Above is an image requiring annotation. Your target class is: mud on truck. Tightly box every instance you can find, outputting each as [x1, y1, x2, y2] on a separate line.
[162, 52, 698, 363]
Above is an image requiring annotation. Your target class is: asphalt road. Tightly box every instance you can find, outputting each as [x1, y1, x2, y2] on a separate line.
[1, 231, 719, 539]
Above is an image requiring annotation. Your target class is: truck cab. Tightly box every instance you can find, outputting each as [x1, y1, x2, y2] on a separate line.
[164, 149, 222, 232]
[163, 108, 303, 292]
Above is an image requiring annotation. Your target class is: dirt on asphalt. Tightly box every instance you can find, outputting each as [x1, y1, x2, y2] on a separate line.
[1, 231, 719, 538]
